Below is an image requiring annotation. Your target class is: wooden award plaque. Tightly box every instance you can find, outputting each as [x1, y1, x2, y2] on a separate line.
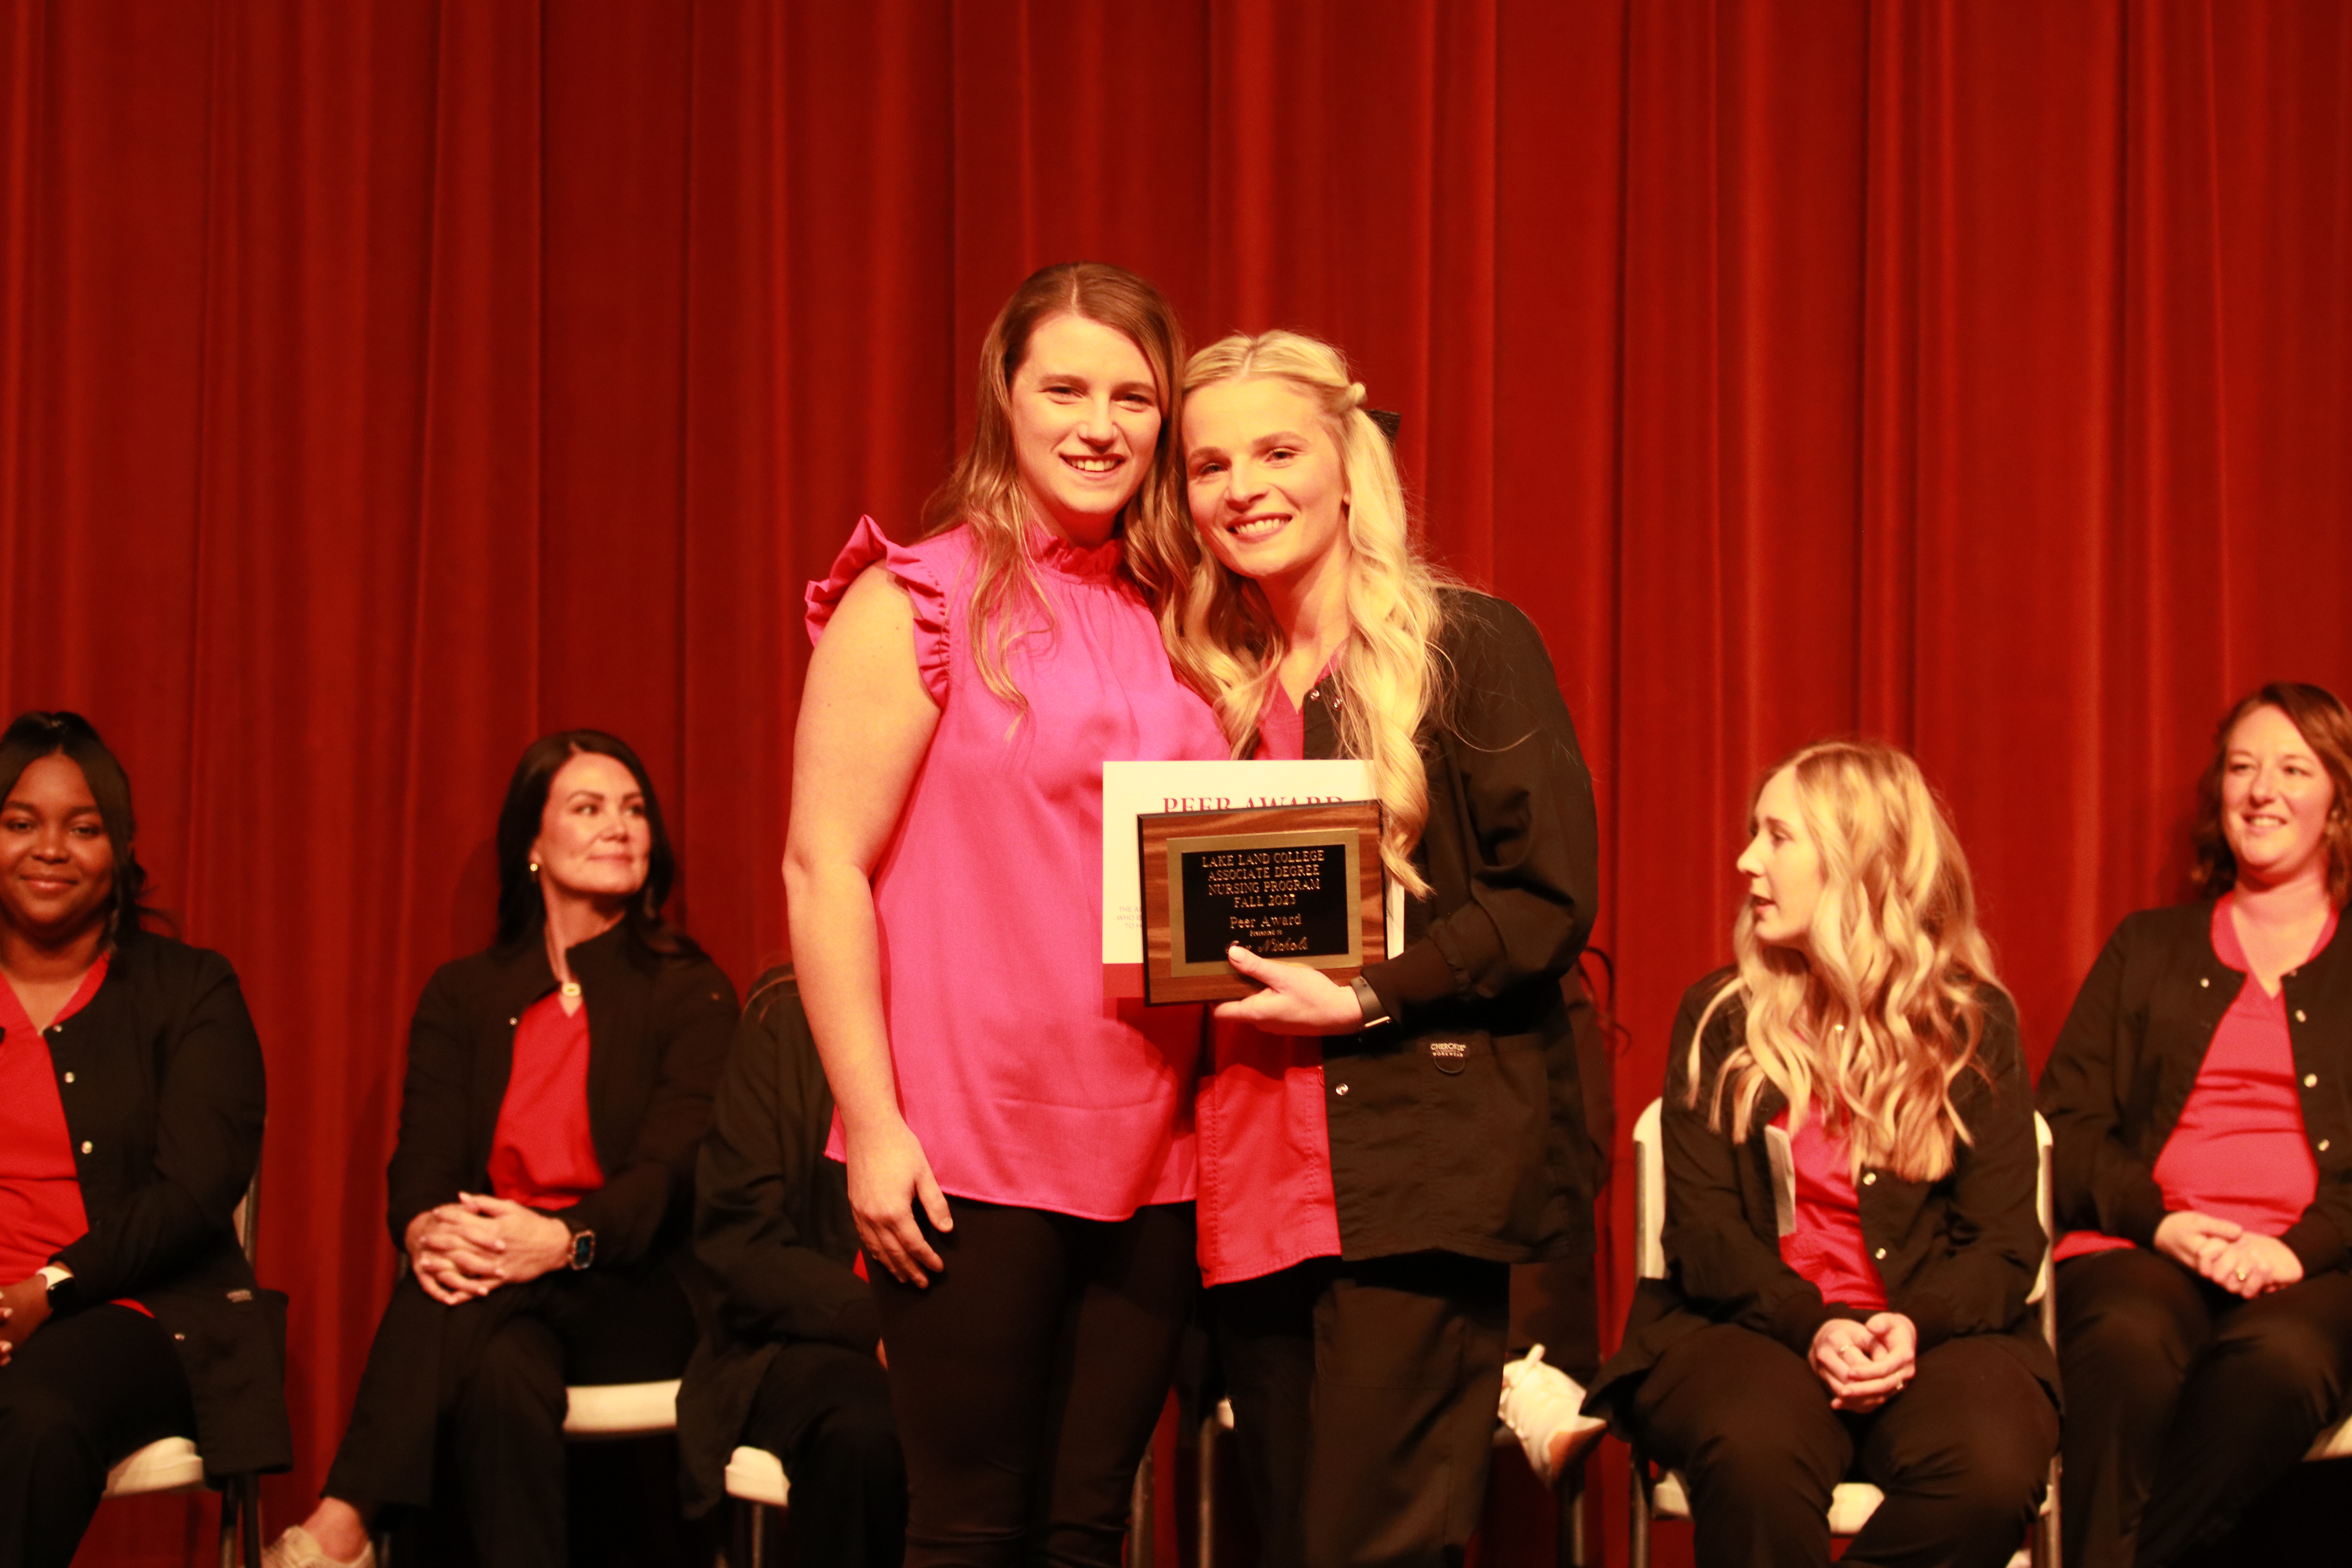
[1138, 799, 1385, 1005]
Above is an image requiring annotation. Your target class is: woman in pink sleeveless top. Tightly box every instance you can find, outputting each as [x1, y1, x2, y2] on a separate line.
[1587, 741, 2058, 1568]
[2039, 683, 2352, 1568]
[784, 263, 1229, 1565]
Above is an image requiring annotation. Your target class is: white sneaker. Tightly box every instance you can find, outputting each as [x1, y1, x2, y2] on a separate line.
[1498, 1343, 1608, 1487]
[261, 1525, 376, 1568]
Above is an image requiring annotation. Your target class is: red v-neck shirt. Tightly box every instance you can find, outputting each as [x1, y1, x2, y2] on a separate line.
[487, 991, 604, 1210]
[0, 958, 121, 1287]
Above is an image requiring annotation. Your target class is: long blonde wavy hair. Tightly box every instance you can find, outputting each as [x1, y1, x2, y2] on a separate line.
[1686, 739, 2003, 1183]
[1134, 330, 1450, 897]
[921, 262, 1190, 710]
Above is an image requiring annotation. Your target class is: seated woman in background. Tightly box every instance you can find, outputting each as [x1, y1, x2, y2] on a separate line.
[1165, 330, 1600, 1565]
[1586, 740, 2057, 1568]
[267, 730, 737, 1568]
[2038, 682, 2352, 1568]
[0, 711, 289, 1568]
[677, 965, 903, 1566]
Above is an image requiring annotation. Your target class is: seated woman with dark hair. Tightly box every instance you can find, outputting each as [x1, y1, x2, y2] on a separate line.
[677, 966, 904, 1567]
[0, 710, 289, 1568]
[1586, 739, 2058, 1568]
[266, 731, 737, 1568]
[2039, 682, 2352, 1568]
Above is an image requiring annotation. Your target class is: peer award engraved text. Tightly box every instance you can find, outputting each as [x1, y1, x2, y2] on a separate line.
[1138, 800, 1384, 1005]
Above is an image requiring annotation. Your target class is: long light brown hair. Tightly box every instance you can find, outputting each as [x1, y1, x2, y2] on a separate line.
[922, 263, 1189, 708]
[1139, 330, 1450, 896]
[1687, 739, 2003, 1182]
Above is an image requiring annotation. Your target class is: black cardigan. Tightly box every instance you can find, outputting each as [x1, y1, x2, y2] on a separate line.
[1589, 974, 2057, 1422]
[384, 922, 738, 1267]
[2036, 899, 2352, 1276]
[34, 934, 291, 1479]
[1310, 589, 1601, 1263]
[675, 967, 873, 1517]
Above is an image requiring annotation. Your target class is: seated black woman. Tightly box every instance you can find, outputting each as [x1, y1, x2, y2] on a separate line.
[0, 710, 289, 1568]
[265, 730, 737, 1568]
[2038, 682, 2352, 1568]
[677, 966, 904, 1567]
[1586, 740, 2058, 1568]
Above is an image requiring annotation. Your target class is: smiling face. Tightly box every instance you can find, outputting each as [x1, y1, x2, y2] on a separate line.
[2221, 703, 2338, 893]
[0, 754, 118, 946]
[1007, 312, 1164, 547]
[1737, 765, 1825, 950]
[1182, 376, 1353, 597]
[530, 751, 652, 909]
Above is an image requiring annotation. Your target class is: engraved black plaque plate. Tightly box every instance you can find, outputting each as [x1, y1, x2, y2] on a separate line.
[1138, 800, 1384, 1005]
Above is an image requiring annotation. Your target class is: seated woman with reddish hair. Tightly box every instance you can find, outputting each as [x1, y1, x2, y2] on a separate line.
[2039, 682, 2352, 1568]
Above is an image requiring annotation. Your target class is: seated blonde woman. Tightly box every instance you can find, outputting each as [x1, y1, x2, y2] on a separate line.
[1585, 740, 2058, 1568]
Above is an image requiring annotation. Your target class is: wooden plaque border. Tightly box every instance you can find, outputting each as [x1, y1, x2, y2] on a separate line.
[1138, 800, 1384, 1005]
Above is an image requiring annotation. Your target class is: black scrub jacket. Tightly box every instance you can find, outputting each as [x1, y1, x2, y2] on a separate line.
[2036, 899, 2352, 1276]
[1310, 589, 1601, 1265]
[1590, 975, 2058, 1423]
[38, 933, 291, 1480]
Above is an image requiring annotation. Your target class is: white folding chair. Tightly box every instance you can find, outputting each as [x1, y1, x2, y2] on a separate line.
[723, 1444, 792, 1568]
[559, 1377, 682, 1440]
[100, 1175, 264, 1568]
[1625, 1100, 2060, 1568]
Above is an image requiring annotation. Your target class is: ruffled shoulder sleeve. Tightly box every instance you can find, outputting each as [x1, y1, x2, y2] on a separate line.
[804, 515, 952, 703]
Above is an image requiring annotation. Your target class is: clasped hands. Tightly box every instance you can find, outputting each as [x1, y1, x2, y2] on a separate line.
[2154, 1210, 2301, 1299]
[0, 1275, 53, 1362]
[405, 1191, 575, 1306]
[1809, 1312, 1917, 1413]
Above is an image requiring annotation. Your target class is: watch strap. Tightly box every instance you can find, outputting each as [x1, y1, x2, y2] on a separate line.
[1350, 975, 1392, 1029]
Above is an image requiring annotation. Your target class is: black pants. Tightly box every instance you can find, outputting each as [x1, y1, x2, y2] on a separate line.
[327, 1265, 697, 1568]
[1628, 1321, 2057, 1568]
[869, 1198, 1196, 1567]
[740, 1339, 904, 1568]
[2054, 1247, 2352, 1568]
[0, 1303, 199, 1568]
[1209, 1251, 1510, 1568]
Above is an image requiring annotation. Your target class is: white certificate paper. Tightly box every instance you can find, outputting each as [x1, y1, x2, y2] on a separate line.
[1102, 760, 1404, 991]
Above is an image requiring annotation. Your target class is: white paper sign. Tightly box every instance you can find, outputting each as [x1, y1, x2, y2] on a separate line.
[1102, 759, 1404, 967]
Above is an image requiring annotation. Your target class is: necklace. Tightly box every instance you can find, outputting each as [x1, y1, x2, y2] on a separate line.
[544, 926, 582, 1000]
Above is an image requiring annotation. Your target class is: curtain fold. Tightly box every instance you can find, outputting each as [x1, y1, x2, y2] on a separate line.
[6, 3, 2349, 1562]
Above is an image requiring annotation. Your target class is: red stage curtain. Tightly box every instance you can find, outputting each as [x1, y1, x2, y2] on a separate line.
[5, 3, 2348, 1564]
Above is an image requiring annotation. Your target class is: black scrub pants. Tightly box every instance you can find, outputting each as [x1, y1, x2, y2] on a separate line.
[739, 1339, 905, 1568]
[2054, 1247, 2352, 1568]
[0, 1303, 198, 1568]
[326, 1265, 698, 1568]
[869, 1197, 1197, 1568]
[1209, 1250, 1511, 1568]
[1626, 1321, 2057, 1568]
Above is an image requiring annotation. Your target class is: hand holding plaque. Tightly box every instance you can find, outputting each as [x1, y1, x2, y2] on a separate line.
[1138, 800, 1385, 1005]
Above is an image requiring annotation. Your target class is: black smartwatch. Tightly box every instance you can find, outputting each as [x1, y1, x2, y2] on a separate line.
[40, 1267, 80, 1314]
[567, 1229, 596, 1271]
